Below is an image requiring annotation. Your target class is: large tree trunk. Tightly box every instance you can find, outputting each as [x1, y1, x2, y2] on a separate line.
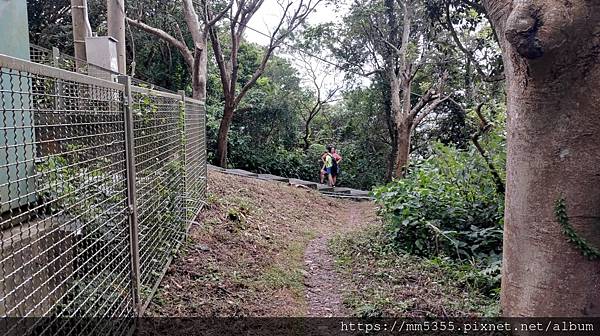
[393, 78, 413, 178]
[484, 0, 600, 316]
[393, 120, 412, 178]
[191, 45, 208, 100]
[382, 76, 396, 182]
[216, 103, 235, 167]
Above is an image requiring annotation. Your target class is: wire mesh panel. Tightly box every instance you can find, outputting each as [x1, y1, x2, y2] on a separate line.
[30, 45, 177, 94]
[130, 87, 187, 308]
[28, 46, 52, 65]
[0, 55, 134, 334]
[29, 45, 95, 76]
[1, 48, 207, 328]
[184, 98, 206, 221]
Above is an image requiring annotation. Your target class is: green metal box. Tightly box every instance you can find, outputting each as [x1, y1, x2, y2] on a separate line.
[0, 0, 36, 213]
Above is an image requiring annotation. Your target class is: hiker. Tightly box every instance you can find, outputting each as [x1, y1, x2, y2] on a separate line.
[331, 146, 342, 186]
[319, 150, 328, 184]
[322, 145, 339, 187]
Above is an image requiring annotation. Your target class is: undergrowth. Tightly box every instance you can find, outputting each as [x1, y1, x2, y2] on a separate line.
[330, 226, 500, 318]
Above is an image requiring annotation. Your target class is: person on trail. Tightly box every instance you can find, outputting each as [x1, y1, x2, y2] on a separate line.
[321, 146, 341, 187]
[319, 150, 328, 184]
[331, 147, 342, 187]
[322, 146, 336, 187]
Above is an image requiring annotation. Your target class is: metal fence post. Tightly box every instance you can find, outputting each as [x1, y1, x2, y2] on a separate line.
[51, 47, 60, 67]
[118, 75, 141, 316]
[52, 47, 66, 111]
[178, 90, 188, 224]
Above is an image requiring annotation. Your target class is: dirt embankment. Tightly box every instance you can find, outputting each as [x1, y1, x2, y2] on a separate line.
[145, 170, 377, 316]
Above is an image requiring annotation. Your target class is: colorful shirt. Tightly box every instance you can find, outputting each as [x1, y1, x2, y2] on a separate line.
[324, 154, 333, 168]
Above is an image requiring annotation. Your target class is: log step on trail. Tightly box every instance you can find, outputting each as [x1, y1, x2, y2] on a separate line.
[207, 165, 374, 201]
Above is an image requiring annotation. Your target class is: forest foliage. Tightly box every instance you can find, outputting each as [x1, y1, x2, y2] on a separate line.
[27, 0, 507, 294]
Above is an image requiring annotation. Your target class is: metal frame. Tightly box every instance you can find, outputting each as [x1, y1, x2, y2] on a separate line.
[0, 51, 206, 330]
[130, 85, 182, 101]
[0, 53, 123, 90]
[118, 75, 142, 315]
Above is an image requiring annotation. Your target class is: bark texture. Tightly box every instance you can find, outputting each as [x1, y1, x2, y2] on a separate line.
[216, 104, 234, 167]
[483, 0, 600, 316]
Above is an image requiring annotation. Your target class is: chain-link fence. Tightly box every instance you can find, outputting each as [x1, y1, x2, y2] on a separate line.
[0, 51, 206, 334]
[29, 44, 176, 94]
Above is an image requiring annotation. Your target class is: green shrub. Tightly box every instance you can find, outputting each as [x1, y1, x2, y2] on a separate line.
[373, 142, 504, 262]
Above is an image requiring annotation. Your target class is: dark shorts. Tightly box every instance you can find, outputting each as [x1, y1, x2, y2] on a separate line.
[325, 167, 333, 175]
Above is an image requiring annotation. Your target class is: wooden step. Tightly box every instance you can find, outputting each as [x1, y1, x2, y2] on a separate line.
[226, 169, 258, 177]
[317, 185, 334, 192]
[258, 174, 289, 182]
[331, 187, 351, 194]
[350, 189, 371, 197]
[289, 179, 318, 189]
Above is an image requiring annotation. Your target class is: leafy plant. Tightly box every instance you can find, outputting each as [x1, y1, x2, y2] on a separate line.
[373, 142, 504, 261]
[555, 197, 600, 260]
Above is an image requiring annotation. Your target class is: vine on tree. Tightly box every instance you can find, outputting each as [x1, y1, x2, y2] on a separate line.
[554, 197, 600, 261]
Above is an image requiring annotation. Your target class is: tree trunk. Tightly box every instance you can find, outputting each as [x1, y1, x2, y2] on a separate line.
[302, 120, 311, 151]
[385, 135, 397, 182]
[393, 76, 413, 178]
[216, 103, 235, 167]
[382, 76, 396, 182]
[465, 58, 474, 105]
[393, 120, 412, 178]
[484, 0, 600, 316]
[192, 44, 208, 101]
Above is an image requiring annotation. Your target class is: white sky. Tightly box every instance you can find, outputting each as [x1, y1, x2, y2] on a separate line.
[244, 0, 345, 45]
[243, 0, 351, 95]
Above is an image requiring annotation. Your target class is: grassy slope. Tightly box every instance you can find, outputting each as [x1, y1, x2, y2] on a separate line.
[145, 170, 352, 316]
[330, 226, 500, 317]
[145, 170, 499, 317]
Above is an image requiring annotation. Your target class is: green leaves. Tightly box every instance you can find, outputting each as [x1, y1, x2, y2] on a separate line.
[554, 197, 600, 261]
[373, 142, 504, 261]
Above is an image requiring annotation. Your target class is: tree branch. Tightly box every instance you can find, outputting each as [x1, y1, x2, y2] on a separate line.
[234, 0, 321, 107]
[126, 17, 194, 69]
[470, 102, 505, 194]
[182, 0, 203, 44]
[412, 94, 451, 128]
[205, 0, 234, 30]
[449, 99, 505, 194]
[208, 25, 231, 98]
[442, 2, 504, 82]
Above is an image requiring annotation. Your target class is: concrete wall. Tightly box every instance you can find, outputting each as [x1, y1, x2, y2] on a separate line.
[0, 218, 74, 316]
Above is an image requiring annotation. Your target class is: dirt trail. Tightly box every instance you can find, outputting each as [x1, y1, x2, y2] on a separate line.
[304, 204, 374, 316]
[145, 170, 378, 316]
[305, 235, 347, 316]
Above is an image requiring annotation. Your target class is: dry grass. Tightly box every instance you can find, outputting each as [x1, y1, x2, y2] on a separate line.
[143, 169, 496, 318]
[329, 226, 500, 317]
[145, 170, 357, 316]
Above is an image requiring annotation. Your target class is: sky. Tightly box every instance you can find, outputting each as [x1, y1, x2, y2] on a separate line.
[244, 0, 344, 45]
[242, 0, 351, 94]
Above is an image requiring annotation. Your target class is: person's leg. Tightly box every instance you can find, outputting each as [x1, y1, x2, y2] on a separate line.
[320, 169, 325, 184]
[324, 167, 333, 187]
[331, 169, 338, 187]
